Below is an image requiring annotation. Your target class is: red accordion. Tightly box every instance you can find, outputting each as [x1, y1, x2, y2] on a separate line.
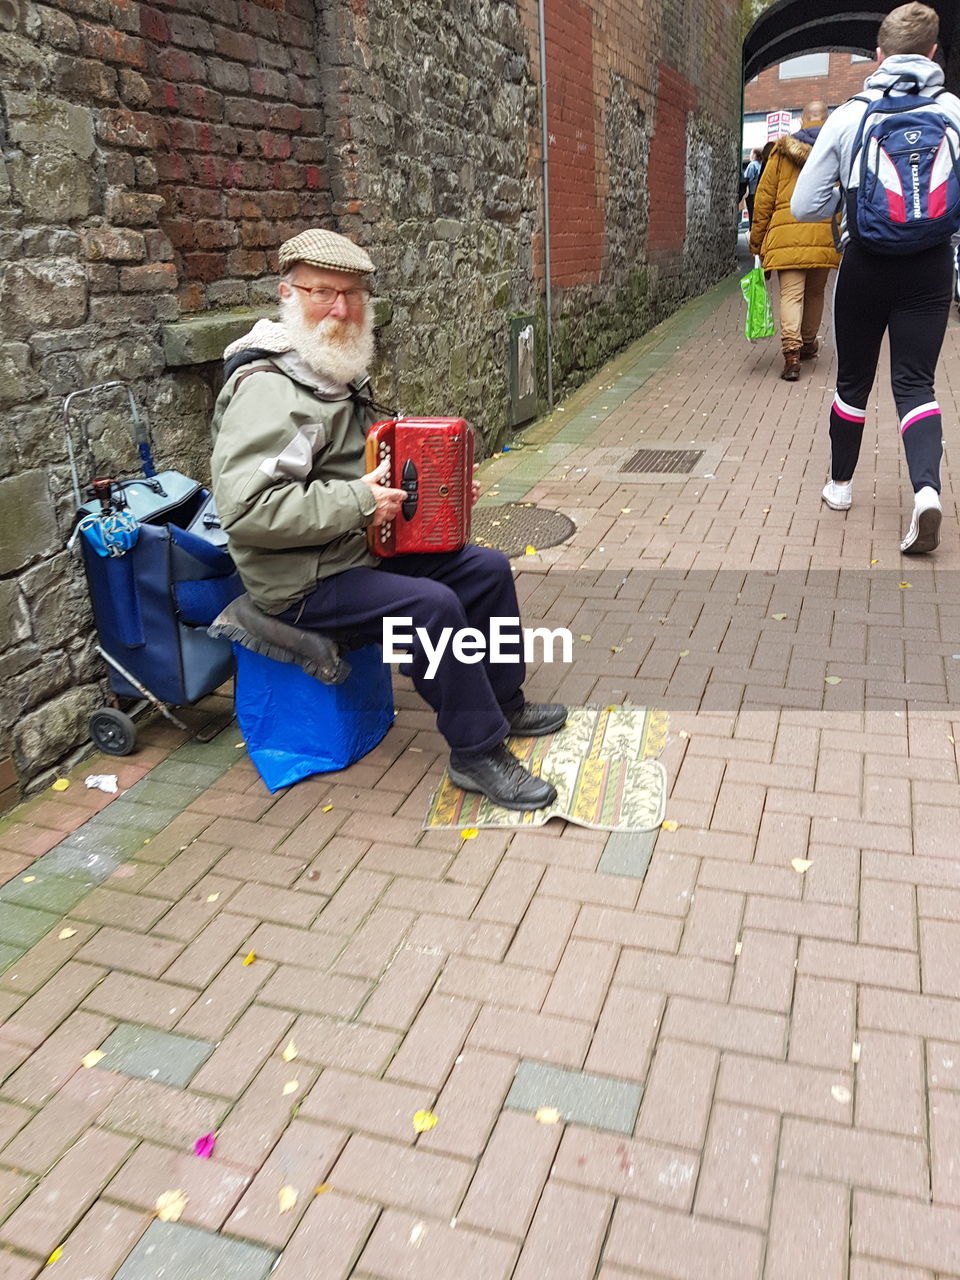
[365, 417, 474, 557]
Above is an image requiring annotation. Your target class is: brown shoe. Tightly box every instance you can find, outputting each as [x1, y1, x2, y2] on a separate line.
[781, 353, 801, 381]
[799, 340, 820, 360]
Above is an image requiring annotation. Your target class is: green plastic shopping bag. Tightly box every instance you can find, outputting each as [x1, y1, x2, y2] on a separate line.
[740, 256, 776, 340]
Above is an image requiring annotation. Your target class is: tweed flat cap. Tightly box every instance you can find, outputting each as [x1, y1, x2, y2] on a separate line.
[278, 229, 375, 275]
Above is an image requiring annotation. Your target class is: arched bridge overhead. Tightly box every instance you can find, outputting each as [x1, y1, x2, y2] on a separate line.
[743, 0, 960, 84]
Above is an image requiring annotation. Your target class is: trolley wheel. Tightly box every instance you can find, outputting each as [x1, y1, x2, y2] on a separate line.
[88, 707, 137, 756]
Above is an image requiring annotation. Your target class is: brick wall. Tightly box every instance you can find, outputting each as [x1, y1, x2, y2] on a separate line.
[544, 0, 605, 287]
[744, 55, 875, 117]
[647, 65, 699, 253]
[525, 0, 742, 385]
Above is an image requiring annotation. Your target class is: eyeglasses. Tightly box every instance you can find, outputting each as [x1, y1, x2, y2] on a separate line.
[289, 284, 371, 306]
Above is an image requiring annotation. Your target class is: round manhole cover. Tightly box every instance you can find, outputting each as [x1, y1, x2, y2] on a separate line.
[472, 503, 576, 557]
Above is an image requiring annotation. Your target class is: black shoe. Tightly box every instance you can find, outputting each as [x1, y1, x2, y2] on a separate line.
[507, 702, 568, 737]
[448, 743, 557, 811]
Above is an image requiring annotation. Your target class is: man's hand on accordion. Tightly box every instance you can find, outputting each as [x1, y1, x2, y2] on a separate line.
[361, 459, 407, 528]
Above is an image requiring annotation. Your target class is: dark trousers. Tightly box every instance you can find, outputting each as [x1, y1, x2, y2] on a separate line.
[830, 240, 951, 492]
[279, 545, 525, 754]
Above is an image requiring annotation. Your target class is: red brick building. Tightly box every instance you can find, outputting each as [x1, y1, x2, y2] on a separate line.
[742, 51, 877, 151]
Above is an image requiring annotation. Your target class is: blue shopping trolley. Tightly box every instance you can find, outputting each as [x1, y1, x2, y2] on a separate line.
[65, 382, 243, 754]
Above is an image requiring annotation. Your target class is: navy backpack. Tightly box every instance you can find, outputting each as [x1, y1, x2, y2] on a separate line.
[847, 78, 960, 253]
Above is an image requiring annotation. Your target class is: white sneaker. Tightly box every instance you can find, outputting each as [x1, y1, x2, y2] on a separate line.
[822, 480, 853, 510]
[901, 486, 942, 554]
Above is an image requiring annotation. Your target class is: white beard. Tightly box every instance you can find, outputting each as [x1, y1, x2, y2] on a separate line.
[279, 295, 375, 386]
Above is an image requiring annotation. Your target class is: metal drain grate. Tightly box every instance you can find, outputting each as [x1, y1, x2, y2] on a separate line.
[472, 503, 576, 557]
[619, 447, 704, 475]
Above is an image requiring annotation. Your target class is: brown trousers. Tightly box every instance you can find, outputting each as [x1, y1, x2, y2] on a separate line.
[777, 268, 832, 355]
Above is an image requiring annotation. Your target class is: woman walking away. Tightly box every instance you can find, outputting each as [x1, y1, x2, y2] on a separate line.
[749, 102, 841, 381]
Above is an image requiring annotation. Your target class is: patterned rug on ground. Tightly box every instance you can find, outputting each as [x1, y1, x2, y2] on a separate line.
[424, 703, 669, 831]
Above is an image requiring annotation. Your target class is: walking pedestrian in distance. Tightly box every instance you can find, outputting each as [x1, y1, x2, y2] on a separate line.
[749, 101, 841, 381]
[743, 148, 762, 223]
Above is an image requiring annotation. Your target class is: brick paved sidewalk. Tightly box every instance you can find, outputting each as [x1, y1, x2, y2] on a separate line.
[2, 271, 960, 1278]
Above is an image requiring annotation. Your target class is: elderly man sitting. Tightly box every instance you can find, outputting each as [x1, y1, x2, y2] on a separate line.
[210, 228, 565, 810]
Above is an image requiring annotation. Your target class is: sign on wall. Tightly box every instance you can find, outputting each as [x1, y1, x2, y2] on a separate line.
[766, 110, 793, 139]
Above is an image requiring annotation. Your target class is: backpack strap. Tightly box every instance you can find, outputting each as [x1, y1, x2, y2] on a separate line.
[233, 363, 288, 390]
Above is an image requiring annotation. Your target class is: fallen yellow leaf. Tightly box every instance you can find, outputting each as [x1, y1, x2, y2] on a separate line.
[771, 613, 787, 621]
[791, 859, 813, 874]
[580, 634, 593, 642]
[278, 1185, 298, 1214]
[825, 676, 842, 686]
[81, 1050, 105, 1069]
[58, 928, 76, 940]
[734, 939, 743, 956]
[321, 804, 333, 812]
[205, 894, 219, 904]
[661, 819, 679, 832]
[525, 545, 537, 555]
[315, 1183, 332, 1195]
[678, 730, 690, 740]
[156, 1189, 188, 1222]
[620, 508, 632, 514]
[851, 1042, 861, 1064]
[535, 1106, 561, 1124]
[899, 581, 911, 589]
[949, 736, 957, 745]
[870, 558, 879, 565]
[460, 828, 479, 840]
[242, 951, 256, 966]
[46, 1247, 63, 1265]
[412, 1109, 438, 1133]
[51, 779, 70, 792]
[282, 1080, 299, 1096]
[678, 649, 690, 658]
[281, 1041, 298, 1063]
[22, 875, 35, 883]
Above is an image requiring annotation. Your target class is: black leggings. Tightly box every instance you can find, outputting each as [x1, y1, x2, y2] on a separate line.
[829, 240, 952, 492]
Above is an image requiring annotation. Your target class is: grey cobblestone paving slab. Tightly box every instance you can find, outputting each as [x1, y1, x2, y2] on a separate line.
[121, 777, 209, 809]
[147, 760, 229, 788]
[91, 801, 187, 833]
[57, 823, 153, 860]
[0, 901, 61, 948]
[97, 1023, 215, 1087]
[170, 729, 248, 766]
[506, 1060, 643, 1134]
[114, 1220, 277, 1280]
[597, 829, 658, 878]
[0, 872, 91, 915]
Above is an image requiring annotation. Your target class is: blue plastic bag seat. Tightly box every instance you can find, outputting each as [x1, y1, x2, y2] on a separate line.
[233, 642, 394, 792]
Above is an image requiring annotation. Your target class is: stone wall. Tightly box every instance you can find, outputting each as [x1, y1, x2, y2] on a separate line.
[529, 0, 742, 395]
[0, 0, 742, 800]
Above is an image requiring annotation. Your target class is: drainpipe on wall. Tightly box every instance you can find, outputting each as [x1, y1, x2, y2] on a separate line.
[537, 0, 555, 410]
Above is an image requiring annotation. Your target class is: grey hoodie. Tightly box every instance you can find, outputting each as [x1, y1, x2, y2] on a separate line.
[791, 54, 960, 236]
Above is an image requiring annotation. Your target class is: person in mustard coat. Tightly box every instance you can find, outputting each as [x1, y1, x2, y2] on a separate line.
[749, 101, 841, 381]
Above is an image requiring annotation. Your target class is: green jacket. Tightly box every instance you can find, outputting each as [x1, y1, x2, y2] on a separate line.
[210, 353, 382, 615]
